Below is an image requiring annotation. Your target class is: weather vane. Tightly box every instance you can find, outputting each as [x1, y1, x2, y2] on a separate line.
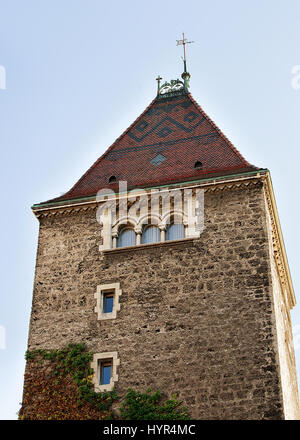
[176, 32, 194, 73]
[155, 33, 194, 96]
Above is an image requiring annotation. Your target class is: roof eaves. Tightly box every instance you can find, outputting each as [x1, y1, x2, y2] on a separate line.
[32, 168, 269, 211]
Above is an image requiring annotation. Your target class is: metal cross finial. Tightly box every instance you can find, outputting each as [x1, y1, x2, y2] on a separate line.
[176, 32, 194, 73]
[156, 75, 162, 93]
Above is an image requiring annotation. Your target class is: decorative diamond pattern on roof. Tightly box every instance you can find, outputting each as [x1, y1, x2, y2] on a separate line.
[136, 120, 148, 132]
[41, 93, 259, 205]
[150, 153, 167, 166]
[157, 127, 172, 138]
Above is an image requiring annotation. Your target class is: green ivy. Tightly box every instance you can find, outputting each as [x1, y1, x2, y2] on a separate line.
[25, 343, 118, 411]
[25, 344, 190, 420]
[120, 388, 190, 420]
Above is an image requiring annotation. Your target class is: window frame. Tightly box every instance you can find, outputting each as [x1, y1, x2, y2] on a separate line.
[91, 352, 120, 392]
[99, 190, 204, 252]
[94, 282, 122, 321]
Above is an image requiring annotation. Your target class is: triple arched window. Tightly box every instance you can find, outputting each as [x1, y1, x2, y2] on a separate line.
[116, 223, 185, 248]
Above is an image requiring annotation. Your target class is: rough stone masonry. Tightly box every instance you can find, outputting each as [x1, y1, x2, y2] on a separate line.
[21, 182, 300, 419]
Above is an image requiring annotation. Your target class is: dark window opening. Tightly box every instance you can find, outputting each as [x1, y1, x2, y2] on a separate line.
[194, 161, 203, 169]
[109, 175, 117, 184]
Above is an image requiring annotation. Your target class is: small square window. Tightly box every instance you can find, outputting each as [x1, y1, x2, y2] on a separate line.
[91, 352, 120, 392]
[94, 283, 122, 321]
[103, 292, 114, 314]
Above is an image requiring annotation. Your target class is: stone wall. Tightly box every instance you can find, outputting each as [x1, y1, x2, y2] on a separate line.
[23, 182, 296, 419]
[264, 194, 300, 419]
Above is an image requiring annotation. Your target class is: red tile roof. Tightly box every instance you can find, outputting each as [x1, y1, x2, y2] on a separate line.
[43, 91, 259, 204]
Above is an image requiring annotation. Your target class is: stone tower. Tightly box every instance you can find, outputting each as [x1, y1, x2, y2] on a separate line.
[21, 72, 300, 420]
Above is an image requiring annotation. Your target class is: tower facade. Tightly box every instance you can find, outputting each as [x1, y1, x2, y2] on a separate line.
[20, 75, 300, 420]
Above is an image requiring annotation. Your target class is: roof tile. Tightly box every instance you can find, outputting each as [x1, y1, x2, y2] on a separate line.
[44, 92, 259, 204]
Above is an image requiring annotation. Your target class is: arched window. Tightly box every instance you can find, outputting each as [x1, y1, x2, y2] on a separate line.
[117, 228, 135, 248]
[142, 225, 160, 244]
[166, 223, 185, 241]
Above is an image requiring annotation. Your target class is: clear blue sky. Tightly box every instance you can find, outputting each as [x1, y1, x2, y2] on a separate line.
[1, 0, 300, 419]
